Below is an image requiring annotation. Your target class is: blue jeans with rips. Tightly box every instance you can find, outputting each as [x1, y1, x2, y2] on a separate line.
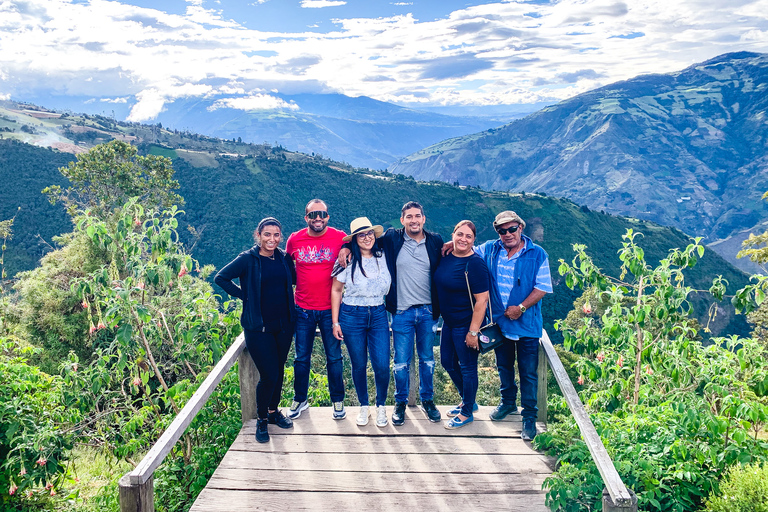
[391, 305, 437, 404]
[495, 336, 539, 421]
[293, 307, 345, 403]
[340, 303, 390, 407]
[439, 324, 478, 418]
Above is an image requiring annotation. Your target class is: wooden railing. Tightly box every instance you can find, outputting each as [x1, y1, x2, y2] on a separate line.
[118, 333, 259, 512]
[119, 328, 637, 512]
[536, 330, 638, 512]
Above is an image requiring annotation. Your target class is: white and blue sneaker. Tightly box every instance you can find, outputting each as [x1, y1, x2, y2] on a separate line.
[288, 400, 309, 419]
[332, 401, 346, 420]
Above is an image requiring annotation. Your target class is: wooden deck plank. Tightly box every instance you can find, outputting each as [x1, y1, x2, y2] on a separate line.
[204, 467, 547, 493]
[214, 450, 555, 474]
[242, 406, 524, 438]
[229, 434, 542, 455]
[190, 489, 550, 512]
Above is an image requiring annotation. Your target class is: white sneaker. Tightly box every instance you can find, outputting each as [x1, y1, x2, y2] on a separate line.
[376, 405, 388, 427]
[357, 406, 369, 426]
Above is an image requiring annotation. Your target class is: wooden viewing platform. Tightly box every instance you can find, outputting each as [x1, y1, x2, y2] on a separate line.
[119, 332, 638, 512]
[190, 406, 553, 511]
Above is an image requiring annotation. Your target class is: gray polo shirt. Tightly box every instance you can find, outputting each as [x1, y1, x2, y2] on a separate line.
[396, 232, 432, 310]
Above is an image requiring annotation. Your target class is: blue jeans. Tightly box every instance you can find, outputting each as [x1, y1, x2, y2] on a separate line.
[495, 336, 539, 421]
[439, 325, 478, 418]
[293, 307, 345, 403]
[391, 305, 437, 403]
[340, 304, 390, 407]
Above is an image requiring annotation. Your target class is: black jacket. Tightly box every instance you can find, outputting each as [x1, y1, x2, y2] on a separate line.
[214, 246, 297, 331]
[378, 227, 444, 319]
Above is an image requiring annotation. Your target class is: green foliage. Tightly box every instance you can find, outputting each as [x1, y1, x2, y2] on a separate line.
[43, 140, 182, 218]
[704, 461, 768, 512]
[0, 339, 73, 507]
[538, 230, 768, 511]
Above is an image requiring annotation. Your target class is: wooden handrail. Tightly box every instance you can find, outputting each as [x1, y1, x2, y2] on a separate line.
[539, 330, 637, 510]
[119, 333, 252, 512]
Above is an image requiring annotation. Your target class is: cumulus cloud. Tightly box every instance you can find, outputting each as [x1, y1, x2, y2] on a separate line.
[209, 94, 300, 111]
[300, 0, 346, 8]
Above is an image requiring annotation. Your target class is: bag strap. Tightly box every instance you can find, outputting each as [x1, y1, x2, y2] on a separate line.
[465, 261, 493, 320]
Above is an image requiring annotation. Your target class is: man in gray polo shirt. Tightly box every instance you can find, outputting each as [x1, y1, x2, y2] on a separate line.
[339, 201, 444, 425]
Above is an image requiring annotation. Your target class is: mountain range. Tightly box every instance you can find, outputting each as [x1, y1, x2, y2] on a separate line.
[389, 52, 768, 273]
[15, 92, 540, 171]
[0, 104, 750, 339]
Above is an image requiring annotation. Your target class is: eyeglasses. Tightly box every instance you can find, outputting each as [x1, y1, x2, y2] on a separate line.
[356, 230, 376, 240]
[496, 225, 520, 235]
[306, 211, 329, 220]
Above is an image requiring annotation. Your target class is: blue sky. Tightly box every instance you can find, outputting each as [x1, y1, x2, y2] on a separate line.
[1, 0, 767, 121]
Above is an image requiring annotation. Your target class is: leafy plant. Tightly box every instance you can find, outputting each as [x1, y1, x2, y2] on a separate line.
[537, 230, 768, 511]
[704, 461, 768, 512]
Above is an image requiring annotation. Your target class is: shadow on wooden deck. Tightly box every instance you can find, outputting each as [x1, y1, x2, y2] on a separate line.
[190, 405, 554, 512]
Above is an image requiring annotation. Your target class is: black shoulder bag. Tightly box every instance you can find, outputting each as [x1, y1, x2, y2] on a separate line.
[465, 262, 505, 353]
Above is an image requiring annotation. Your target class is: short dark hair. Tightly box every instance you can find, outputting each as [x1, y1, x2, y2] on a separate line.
[453, 220, 476, 237]
[401, 201, 424, 216]
[253, 217, 282, 242]
[305, 199, 328, 214]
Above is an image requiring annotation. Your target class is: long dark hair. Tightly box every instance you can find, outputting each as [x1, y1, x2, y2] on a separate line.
[348, 235, 382, 283]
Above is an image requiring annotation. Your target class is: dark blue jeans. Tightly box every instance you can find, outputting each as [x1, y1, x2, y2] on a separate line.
[391, 305, 437, 403]
[243, 326, 293, 419]
[439, 325, 478, 418]
[495, 336, 539, 421]
[293, 307, 345, 403]
[340, 303, 390, 407]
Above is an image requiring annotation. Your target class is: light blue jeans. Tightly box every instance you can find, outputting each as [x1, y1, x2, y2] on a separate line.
[391, 305, 437, 403]
[340, 304, 390, 407]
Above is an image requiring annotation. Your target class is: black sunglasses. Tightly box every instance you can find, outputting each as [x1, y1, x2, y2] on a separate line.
[306, 211, 329, 220]
[496, 225, 520, 235]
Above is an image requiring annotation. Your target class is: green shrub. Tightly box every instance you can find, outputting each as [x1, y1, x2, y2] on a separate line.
[705, 462, 768, 512]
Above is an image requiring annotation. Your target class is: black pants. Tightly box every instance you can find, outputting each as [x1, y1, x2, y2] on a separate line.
[244, 327, 293, 419]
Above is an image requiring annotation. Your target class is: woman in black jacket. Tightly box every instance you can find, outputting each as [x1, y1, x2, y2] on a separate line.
[215, 217, 297, 443]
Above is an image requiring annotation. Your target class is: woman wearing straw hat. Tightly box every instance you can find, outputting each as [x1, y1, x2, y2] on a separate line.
[215, 217, 296, 444]
[331, 217, 392, 427]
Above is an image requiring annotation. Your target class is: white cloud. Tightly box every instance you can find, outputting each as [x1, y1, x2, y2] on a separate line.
[100, 97, 128, 103]
[300, 0, 346, 8]
[209, 94, 300, 111]
[0, 0, 766, 115]
[0, 92, 10, 100]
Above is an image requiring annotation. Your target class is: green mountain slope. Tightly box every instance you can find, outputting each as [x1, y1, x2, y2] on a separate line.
[389, 52, 768, 272]
[0, 129, 749, 339]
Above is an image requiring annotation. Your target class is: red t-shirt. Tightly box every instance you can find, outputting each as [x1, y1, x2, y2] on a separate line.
[286, 226, 346, 310]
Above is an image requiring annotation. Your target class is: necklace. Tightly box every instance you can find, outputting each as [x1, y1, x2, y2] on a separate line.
[261, 251, 275, 260]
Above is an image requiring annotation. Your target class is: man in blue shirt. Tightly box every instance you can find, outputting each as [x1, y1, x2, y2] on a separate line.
[475, 211, 552, 441]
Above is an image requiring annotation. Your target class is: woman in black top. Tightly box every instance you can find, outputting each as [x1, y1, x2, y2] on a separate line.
[215, 217, 297, 443]
[433, 220, 490, 429]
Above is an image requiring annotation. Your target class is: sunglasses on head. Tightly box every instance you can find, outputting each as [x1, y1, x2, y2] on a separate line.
[496, 225, 520, 235]
[306, 211, 329, 220]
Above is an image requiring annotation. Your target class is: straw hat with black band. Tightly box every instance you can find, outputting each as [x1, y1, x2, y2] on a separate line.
[342, 217, 384, 242]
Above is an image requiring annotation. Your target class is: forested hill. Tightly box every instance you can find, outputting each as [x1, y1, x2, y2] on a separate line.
[0, 137, 749, 338]
[389, 52, 768, 273]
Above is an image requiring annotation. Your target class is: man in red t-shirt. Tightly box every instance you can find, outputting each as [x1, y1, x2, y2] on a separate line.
[286, 199, 347, 420]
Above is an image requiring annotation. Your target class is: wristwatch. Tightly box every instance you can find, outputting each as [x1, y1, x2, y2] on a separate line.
[468, 330, 479, 337]
[333, 322, 341, 327]
[518, 304, 527, 313]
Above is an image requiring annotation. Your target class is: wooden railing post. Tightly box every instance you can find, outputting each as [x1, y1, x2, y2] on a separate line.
[408, 342, 419, 405]
[537, 341, 548, 425]
[119, 473, 153, 512]
[238, 347, 259, 423]
[603, 488, 638, 511]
